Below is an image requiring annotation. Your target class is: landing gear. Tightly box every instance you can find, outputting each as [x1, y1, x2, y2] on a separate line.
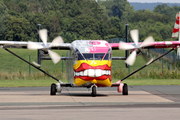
[50, 83, 57, 95]
[122, 83, 128, 95]
[91, 85, 97, 97]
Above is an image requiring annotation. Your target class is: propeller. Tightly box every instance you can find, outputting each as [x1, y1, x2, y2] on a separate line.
[119, 29, 154, 66]
[28, 29, 64, 64]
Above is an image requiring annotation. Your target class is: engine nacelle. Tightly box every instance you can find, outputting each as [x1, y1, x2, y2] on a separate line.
[56, 83, 62, 93]
[130, 49, 141, 56]
[117, 83, 124, 93]
[39, 49, 49, 57]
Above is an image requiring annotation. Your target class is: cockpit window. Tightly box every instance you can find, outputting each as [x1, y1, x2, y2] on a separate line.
[83, 53, 93, 60]
[94, 53, 105, 60]
[77, 53, 85, 60]
[104, 53, 109, 60]
[103, 48, 111, 60]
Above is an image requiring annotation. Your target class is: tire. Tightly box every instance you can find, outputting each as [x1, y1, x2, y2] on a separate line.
[92, 86, 96, 97]
[123, 83, 128, 95]
[50, 83, 56, 95]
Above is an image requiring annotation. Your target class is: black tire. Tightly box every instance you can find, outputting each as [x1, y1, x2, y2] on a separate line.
[123, 83, 128, 95]
[92, 86, 96, 97]
[50, 83, 56, 95]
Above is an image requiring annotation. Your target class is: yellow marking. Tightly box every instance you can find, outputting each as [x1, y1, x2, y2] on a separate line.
[73, 60, 112, 70]
[74, 78, 112, 87]
[92, 79, 97, 84]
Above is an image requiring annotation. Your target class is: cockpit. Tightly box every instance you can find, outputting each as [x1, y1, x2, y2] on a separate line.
[72, 40, 112, 61]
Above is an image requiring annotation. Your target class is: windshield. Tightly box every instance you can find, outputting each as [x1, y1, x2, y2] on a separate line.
[94, 53, 105, 60]
[104, 53, 110, 60]
[77, 53, 85, 60]
[75, 53, 111, 60]
[75, 48, 111, 60]
[82, 53, 105, 60]
[83, 53, 93, 60]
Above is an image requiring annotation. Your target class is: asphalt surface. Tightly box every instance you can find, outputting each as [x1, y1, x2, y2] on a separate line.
[0, 85, 180, 120]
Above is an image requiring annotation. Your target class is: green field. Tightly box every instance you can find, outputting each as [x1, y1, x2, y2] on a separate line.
[0, 48, 162, 76]
[0, 79, 180, 87]
[0, 48, 180, 87]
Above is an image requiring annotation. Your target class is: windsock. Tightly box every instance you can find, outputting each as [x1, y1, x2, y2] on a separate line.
[172, 12, 180, 38]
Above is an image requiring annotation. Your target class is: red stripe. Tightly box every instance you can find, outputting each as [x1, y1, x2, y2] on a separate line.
[176, 19, 179, 24]
[74, 75, 111, 81]
[173, 28, 179, 33]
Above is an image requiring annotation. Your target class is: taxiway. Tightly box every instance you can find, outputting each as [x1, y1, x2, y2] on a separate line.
[0, 86, 180, 120]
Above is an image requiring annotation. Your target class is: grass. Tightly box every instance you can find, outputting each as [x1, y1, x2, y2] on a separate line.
[119, 79, 180, 86]
[0, 79, 180, 87]
[0, 48, 161, 73]
[0, 79, 56, 87]
[0, 48, 180, 87]
[0, 48, 68, 74]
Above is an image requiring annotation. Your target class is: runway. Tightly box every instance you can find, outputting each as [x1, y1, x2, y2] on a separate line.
[0, 86, 180, 120]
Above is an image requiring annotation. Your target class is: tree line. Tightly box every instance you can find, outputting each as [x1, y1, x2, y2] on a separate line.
[0, 0, 180, 43]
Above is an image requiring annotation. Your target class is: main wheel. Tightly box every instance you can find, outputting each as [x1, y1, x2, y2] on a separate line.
[50, 83, 57, 95]
[92, 86, 96, 97]
[123, 83, 128, 95]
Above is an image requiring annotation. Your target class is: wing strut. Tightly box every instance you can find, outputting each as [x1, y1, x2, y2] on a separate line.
[4, 48, 61, 83]
[120, 48, 175, 82]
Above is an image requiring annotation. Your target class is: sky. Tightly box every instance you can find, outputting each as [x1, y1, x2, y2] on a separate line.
[127, 0, 180, 3]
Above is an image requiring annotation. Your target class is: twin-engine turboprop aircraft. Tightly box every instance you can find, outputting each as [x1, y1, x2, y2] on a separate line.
[0, 12, 180, 97]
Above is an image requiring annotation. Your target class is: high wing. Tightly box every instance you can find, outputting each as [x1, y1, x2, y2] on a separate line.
[110, 41, 180, 66]
[0, 41, 71, 50]
[110, 41, 180, 50]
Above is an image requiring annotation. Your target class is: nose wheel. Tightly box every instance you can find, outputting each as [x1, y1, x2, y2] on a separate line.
[91, 85, 97, 97]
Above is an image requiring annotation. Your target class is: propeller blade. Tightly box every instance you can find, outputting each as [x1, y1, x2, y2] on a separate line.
[119, 41, 136, 50]
[125, 50, 137, 66]
[140, 36, 155, 48]
[48, 50, 61, 64]
[49, 36, 64, 48]
[130, 29, 139, 46]
[32, 61, 41, 67]
[39, 29, 47, 46]
[27, 41, 44, 50]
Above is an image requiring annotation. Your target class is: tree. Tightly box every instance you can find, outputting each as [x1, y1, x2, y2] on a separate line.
[153, 4, 180, 22]
[0, 1, 8, 39]
[4, 15, 31, 41]
[98, 0, 134, 23]
[110, 16, 125, 38]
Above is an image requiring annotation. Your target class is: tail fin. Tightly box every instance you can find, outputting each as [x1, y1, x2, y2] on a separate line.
[172, 11, 180, 39]
[173, 12, 180, 59]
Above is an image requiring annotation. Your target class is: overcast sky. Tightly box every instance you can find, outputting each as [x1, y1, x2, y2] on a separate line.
[127, 0, 180, 3]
